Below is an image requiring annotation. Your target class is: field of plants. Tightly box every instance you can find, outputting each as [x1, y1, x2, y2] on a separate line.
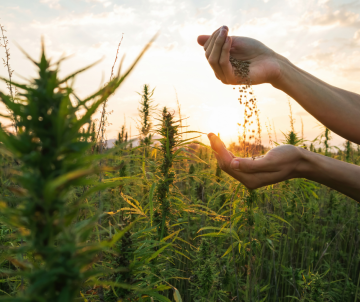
[1, 33, 360, 302]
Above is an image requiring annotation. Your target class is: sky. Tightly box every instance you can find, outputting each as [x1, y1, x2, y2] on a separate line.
[1, 0, 360, 147]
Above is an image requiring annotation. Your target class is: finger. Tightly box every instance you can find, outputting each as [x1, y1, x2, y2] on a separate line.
[219, 36, 233, 83]
[230, 156, 276, 173]
[205, 29, 222, 58]
[207, 133, 232, 162]
[197, 35, 210, 46]
[204, 27, 221, 51]
[213, 151, 220, 162]
[208, 26, 229, 81]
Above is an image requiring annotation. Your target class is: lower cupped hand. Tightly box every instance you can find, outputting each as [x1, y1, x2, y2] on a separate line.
[208, 133, 306, 189]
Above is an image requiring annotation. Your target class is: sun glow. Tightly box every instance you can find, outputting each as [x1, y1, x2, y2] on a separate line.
[204, 104, 244, 145]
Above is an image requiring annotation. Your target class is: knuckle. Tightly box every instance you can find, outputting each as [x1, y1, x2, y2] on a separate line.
[215, 37, 223, 45]
[219, 58, 227, 66]
[208, 58, 217, 65]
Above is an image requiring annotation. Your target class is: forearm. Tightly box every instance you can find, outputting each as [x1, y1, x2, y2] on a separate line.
[298, 148, 360, 201]
[272, 54, 360, 144]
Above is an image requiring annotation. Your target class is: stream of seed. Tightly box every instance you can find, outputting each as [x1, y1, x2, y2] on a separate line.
[230, 56, 262, 157]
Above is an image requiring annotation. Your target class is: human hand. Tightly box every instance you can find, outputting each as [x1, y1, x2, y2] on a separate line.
[197, 26, 282, 85]
[208, 133, 305, 189]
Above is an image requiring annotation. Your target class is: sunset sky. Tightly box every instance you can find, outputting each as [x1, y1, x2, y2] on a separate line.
[1, 0, 360, 147]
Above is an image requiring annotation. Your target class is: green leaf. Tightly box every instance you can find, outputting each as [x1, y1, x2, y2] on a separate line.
[44, 168, 95, 200]
[172, 249, 191, 260]
[222, 241, 238, 258]
[142, 291, 172, 302]
[149, 182, 156, 226]
[267, 214, 293, 229]
[145, 243, 171, 264]
[173, 288, 183, 302]
[102, 219, 139, 248]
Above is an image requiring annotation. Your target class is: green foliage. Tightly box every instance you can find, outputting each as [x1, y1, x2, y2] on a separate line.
[282, 130, 304, 146]
[115, 125, 128, 146]
[154, 107, 179, 241]
[0, 39, 154, 301]
[0, 43, 126, 301]
[346, 140, 352, 163]
[1, 40, 360, 302]
[138, 84, 156, 146]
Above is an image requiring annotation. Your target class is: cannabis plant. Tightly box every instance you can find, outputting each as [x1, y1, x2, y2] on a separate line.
[138, 84, 156, 146]
[0, 40, 149, 301]
[115, 125, 128, 146]
[153, 107, 179, 241]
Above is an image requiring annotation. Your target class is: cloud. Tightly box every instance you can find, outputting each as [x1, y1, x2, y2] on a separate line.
[301, 2, 360, 28]
[300, 46, 360, 80]
[31, 6, 136, 29]
[149, 0, 174, 3]
[164, 41, 178, 51]
[40, 0, 61, 9]
[304, 51, 335, 66]
[150, 5, 176, 17]
[355, 29, 360, 43]
[84, 0, 112, 7]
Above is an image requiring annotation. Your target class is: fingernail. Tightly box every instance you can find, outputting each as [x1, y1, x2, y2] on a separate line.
[220, 26, 228, 36]
[231, 159, 240, 170]
[207, 133, 215, 140]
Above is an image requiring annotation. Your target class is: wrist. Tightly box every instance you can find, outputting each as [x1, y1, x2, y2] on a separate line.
[294, 147, 318, 179]
[270, 53, 293, 89]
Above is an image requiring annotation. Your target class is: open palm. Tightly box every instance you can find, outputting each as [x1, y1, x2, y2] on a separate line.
[208, 133, 304, 190]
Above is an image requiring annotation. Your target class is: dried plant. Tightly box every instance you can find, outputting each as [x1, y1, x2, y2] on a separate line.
[0, 22, 17, 133]
[96, 34, 124, 150]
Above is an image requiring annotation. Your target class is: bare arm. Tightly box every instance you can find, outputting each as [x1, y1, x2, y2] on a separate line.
[198, 26, 360, 144]
[273, 56, 360, 144]
[208, 133, 360, 201]
[200, 27, 360, 201]
[300, 148, 360, 200]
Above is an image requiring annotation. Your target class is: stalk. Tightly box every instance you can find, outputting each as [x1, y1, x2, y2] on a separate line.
[0, 23, 17, 133]
[154, 107, 179, 241]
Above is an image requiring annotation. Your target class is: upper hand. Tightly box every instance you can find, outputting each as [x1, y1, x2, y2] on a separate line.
[208, 133, 306, 189]
[198, 26, 282, 85]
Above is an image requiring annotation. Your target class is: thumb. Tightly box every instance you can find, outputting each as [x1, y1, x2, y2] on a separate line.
[198, 35, 210, 46]
[208, 133, 229, 158]
[230, 156, 275, 173]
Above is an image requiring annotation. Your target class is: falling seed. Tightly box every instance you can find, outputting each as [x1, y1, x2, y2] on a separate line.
[230, 55, 262, 157]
